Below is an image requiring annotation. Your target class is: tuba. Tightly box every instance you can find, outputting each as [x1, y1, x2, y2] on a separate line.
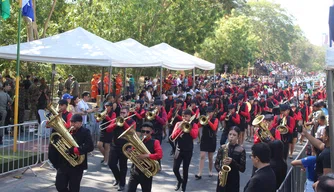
[276, 116, 289, 134]
[47, 104, 85, 167]
[118, 125, 160, 178]
[146, 108, 158, 121]
[252, 115, 274, 143]
[219, 143, 231, 187]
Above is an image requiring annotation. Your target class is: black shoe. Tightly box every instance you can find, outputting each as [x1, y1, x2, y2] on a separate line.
[117, 186, 124, 191]
[175, 181, 182, 191]
[170, 151, 174, 156]
[113, 180, 119, 186]
[195, 175, 202, 180]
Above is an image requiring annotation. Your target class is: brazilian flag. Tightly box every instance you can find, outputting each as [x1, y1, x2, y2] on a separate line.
[0, 0, 10, 20]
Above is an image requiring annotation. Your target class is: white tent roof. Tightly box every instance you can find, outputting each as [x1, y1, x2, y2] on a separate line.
[150, 43, 215, 70]
[114, 38, 195, 70]
[0, 27, 159, 67]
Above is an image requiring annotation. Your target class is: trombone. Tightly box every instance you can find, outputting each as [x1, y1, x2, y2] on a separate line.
[146, 108, 158, 121]
[169, 109, 180, 126]
[199, 115, 210, 126]
[100, 114, 136, 130]
[170, 115, 196, 142]
[94, 109, 107, 122]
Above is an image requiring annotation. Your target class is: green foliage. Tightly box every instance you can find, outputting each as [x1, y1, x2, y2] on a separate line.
[198, 14, 260, 73]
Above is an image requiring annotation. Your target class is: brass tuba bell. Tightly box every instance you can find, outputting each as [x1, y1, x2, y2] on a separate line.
[276, 116, 289, 135]
[252, 115, 274, 143]
[47, 103, 85, 167]
[118, 125, 160, 178]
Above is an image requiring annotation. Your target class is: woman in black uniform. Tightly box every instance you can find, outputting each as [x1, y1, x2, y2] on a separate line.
[114, 95, 123, 117]
[195, 107, 218, 179]
[215, 126, 246, 192]
[97, 102, 116, 166]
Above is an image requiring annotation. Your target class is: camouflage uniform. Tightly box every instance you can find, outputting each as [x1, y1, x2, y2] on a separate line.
[70, 79, 79, 97]
[28, 83, 40, 119]
[64, 78, 72, 93]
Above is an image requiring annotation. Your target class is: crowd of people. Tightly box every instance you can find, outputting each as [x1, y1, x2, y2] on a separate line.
[0, 61, 333, 192]
[254, 59, 303, 77]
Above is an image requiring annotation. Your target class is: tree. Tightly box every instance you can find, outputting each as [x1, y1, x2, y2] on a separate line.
[198, 13, 260, 73]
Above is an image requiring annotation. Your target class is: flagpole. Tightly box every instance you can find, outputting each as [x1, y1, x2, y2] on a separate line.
[13, 7, 22, 153]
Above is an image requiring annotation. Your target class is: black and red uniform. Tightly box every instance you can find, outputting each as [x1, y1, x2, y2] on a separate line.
[130, 107, 146, 132]
[151, 107, 167, 144]
[99, 110, 116, 143]
[167, 107, 183, 154]
[198, 117, 218, 152]
[127, 136, 163, 192]
[107, 118, 136, 189]
[220, 111, 240, 145]
[236, 102, 250, 132]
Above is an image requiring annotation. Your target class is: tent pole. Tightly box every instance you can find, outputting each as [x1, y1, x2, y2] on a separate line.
[326, 70, 334, 171]
[50, 64, 56, 101]
[108, 66, 112, 94]
[160, 67, 163, 100]
[101, 67, 104, 103]
[123, 68, 126, 96]
[193, 68, 196, 88]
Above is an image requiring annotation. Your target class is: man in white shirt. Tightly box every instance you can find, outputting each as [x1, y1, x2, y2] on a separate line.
[78, 91, 98, 127]
[316, 115, 327, 139]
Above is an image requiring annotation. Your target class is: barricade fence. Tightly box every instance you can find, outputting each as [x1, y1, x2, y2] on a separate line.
[0, 122, 40, 176]
[277, 142, 308, 192]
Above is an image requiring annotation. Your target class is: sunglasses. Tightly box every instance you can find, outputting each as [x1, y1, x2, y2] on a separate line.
[141, 130, 151, 134]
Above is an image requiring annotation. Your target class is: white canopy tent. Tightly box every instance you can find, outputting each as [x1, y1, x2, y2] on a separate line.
[0, 27, 160, 67]
[114, 38, 195, 70]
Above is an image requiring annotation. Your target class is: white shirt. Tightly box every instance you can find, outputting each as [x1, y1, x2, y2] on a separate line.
[316, 125, 326, 138]
[146, 91, 152, 101]
[78, 99, 89, 124]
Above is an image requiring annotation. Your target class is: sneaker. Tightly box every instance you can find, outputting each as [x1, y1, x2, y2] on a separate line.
[103, 162, 108, 166]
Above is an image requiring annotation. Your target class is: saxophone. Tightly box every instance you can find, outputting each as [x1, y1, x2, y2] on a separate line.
[219, 143, 231, 187]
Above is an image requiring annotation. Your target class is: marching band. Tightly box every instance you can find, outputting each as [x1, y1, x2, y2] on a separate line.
[45, 76, 327, 192]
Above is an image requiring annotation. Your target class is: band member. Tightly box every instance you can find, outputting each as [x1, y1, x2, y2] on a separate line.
[268, 140, 287, 190]
[97, 102, 116, 166]
[167, 99, 183, 155]
[244, 143, 276, 192]
[259, 95, 269, 114]
[299, 99, 309, 144]
[267, 93, 279, 113]
[289, 103, 302, 159]
[236, 95, 250, 146]
[106, 107, 136, 191]
[215, 126, 246, 192]
[195, 107, 218, 179]
[270, 104, 295, 160]
[47, 99, 72, 168]
[254, 114, 281, 144]
[164, 92, 175, 139]
[246, 97, 257, 142]
[127, 122, 163, 192]
[220, 104, 240, 145]
[55, 114, 94, 192]
[189, 100, 200, 120]
[130, 100, 146, 135]
[151, 100, 167, 144]
[171, 109, 199, 191]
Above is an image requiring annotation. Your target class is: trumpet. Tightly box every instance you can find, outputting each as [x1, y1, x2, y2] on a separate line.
[95, 110, 107, 122]
[169, 109, 180, 126]
[146, 108, 158, 121]
[100, 114, 136, 130]
[170, 115, 196, 142]
[199, 115, 210, 125]
[129, 107, 136, 113]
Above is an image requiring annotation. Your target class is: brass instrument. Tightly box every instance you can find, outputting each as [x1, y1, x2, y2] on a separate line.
[219, 143, 231, 187]
[236, 104, 240, 114]
[129, 107, 136, 113]
[169, 109, 180, 126]
[95, 109, 107, 122]
[276, 116, 289, 134]
[146, 108, 158, 121]
[100, 114, 136, 130]
[171, 115, 196, 142]
[199, 115, 210, 125]
[47, 103, 85, 167]
[252, 115, 274, 143]
[225, 112, 231, 121]
[118, 125, 160, 178]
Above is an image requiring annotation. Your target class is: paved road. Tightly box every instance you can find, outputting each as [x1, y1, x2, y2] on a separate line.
[0, 129, 303, 192]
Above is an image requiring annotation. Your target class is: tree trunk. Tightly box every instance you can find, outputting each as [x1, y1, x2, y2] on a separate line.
[24, 16, 34, 42]
[42, 0, 57, 38]
[32, 0, 39, 39]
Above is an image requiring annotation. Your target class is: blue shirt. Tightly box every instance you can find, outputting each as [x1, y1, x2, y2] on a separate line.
[321, 108, 328, 116]
[301, 156, 316, 181]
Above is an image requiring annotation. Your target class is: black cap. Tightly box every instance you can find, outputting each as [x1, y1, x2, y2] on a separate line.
[237, 95, 244, 101]
[167, 92, 173, 96]
[190, 99, 197, 104]
[58, 99, 68, 105]
[176, 99, 183, 104]
[228, 104, 235, 109]
[70, 114, 83, 122]
[268, 93, 273, 97]
[260, 94, 265, 98]
[279, 104, 290, 111]
[142, 122, 154, 129]
[154, 100, 163, 106]
[200, 98, 206, 102]
[248, 96, 254, 100]
[313, 102, 322, 107]
[104, 102, 113, 106]
[206, 106, 214, 113]
[196, 91, 201, 94]
[210, 95, 216, 99]
[182, 109, 192, 115]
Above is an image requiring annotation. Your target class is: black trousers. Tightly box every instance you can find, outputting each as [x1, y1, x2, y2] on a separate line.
[127, 169, 153, 192]
[169, 127, 175, 154]
[173, 150, 193, 191]
[108, 147, 128, 187]
[283, 141, 289, 161]
[55, 167, 83, 192]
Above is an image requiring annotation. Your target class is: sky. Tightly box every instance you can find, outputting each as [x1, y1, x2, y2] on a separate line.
[272, 0, 332, 45]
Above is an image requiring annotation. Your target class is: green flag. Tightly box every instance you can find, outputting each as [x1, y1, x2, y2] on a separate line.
[0, 0, 10, 20]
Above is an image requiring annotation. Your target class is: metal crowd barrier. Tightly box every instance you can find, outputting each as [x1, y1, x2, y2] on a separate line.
[0, 122, 40, 176]
[277, 142, 308, 192]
